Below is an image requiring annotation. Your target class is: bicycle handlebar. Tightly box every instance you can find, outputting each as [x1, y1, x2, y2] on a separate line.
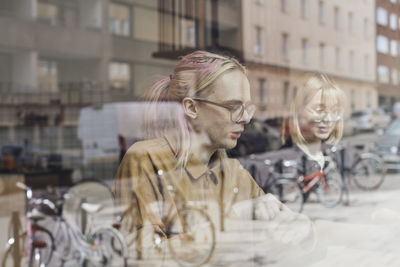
[16, 181, 58, 214]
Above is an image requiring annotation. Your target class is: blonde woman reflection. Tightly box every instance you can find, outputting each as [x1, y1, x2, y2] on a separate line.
[283, 74, 400, 266]
[113, 51, 313, 265]
[286, 73, 345, 170]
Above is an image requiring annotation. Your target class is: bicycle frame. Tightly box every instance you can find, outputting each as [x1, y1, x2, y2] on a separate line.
[51, 202, 127, 266]
[297, 170, 326, 194]
[118, 182, 216, 266]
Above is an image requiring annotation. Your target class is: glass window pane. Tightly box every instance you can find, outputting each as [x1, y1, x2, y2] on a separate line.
[109, 3, 130, 36]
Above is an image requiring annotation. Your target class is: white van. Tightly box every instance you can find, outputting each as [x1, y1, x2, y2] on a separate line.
[77, 101, 181, 164]
[77, 102, 146, 163]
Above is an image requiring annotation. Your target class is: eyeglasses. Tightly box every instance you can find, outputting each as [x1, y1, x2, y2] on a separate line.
[192, 98, 256, 123]
[306, 107, 343, 123]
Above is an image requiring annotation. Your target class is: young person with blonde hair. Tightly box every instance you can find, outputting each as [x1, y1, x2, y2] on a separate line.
[113, 51, 313, 264]
[287, 73, 346, 169]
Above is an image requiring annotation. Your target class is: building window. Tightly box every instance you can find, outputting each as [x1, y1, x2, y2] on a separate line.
[283, 81, 290, 106]
[363, 18, 369, 38]
[281, 0, 288, 13]
[376, 8, 388, 26]
[319, 43, 325, 67]
[254, 27, 263, 55]
[37, 1, 58, 25]
[348, 12, 353, 33]
[318, 1, 324, 25]
[364, 54, 369, 75]
[377, 65, 389, 84]
[282, 33, 289, 60]
[259, 79, 267, 104]
[390, 14, 397, 30]
[301, 0, 308, 18]
[255, 0, 264, 4]
[367, 91, 371, 108]
[335, 47, 340, 69]
[37, 60, 58, 92]
[392, 69, 399, 85]
[109, 62, 131, 91]
[186, 24, 196, 47]
[302, 38, 308, 63]
[349, 50, 354, 73]
[377, 35, 389, 54]
[109, 2, 131, 37]
[391, 40, 398, 56]
[334, 7, 340, 30]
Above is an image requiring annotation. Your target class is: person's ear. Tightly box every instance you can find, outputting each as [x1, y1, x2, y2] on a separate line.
[182, 97, 198, 119]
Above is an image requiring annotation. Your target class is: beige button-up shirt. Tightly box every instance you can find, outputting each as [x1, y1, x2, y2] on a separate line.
[113, 135, 264, 229]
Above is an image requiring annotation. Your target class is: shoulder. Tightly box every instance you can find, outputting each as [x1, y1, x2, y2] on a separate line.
[125, 137, 171, 159]
[226, 157, 246, 169]
[223, 157, 252, 178]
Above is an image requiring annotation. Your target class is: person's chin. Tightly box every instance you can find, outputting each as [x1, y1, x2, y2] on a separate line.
[223, 139, 237, 149]
[315, 132, 330, 140]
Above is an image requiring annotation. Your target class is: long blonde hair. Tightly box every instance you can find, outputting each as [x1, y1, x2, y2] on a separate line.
[288, 73, 346, 149]
[144, 51, 246, 169]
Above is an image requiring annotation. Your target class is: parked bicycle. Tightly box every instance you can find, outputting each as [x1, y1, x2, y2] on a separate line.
[327, 144, 387, 192]
[2, 180, 128, 267]
[255, 159, 304, 213]
[2, 182, 55, 267]
[2, 210, 26, 267]
[250, 156, 342, 213]
[116, 184, 216, 267]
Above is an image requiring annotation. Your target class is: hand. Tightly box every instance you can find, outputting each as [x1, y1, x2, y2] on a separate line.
[254, 193, 284, 220]
[255, 194, 314, 246]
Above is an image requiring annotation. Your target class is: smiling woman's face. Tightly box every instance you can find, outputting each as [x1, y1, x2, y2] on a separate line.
[299, 89, 341, 141]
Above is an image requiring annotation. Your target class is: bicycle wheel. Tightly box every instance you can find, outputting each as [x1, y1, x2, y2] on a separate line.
[63, 179, 115, 234]
[51, 220, 71, 263]
[352, 153, 386, 190]
[29, 228, 54, 267]
[2, 232, 27, 267]
[93, 227, 128, 267]
[117, 207, 137, 248]
[167, 207, 216, 267]
[315, 175, 343, 208]
[271, 178, 304, 213]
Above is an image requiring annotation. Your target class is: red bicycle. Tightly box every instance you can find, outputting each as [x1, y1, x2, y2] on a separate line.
[269, 157, 343, 213]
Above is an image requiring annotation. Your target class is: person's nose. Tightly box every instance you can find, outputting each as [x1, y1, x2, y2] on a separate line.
[321, 112, 335, 123]
[237, 109, 252, 124]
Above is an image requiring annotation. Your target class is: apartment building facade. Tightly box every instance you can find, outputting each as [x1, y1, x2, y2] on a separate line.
[0, 0, 380, 156]
[0, 0, 245, 178]
[242, 0, 377, 119]
[376, 0, 400, 107]
[0, 0, 180, 154]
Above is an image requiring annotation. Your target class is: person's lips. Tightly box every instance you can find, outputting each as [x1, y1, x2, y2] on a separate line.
[229, 130, 243, 139]
[317, 125, 329, 133]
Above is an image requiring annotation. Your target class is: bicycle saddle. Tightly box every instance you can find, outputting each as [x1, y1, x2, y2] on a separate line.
[81, 202, 103, 214]
[27, 208, 46, 221]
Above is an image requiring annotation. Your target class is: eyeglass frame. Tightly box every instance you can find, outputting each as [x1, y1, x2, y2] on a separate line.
[305, 106, 343, 123]
[191, 97, 256, 123]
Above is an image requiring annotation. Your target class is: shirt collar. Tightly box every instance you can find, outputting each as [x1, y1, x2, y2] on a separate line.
[163, 134, 221, 180]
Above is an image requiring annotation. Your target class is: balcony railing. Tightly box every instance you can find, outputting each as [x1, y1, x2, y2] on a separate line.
[0, 82, 138, 106]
